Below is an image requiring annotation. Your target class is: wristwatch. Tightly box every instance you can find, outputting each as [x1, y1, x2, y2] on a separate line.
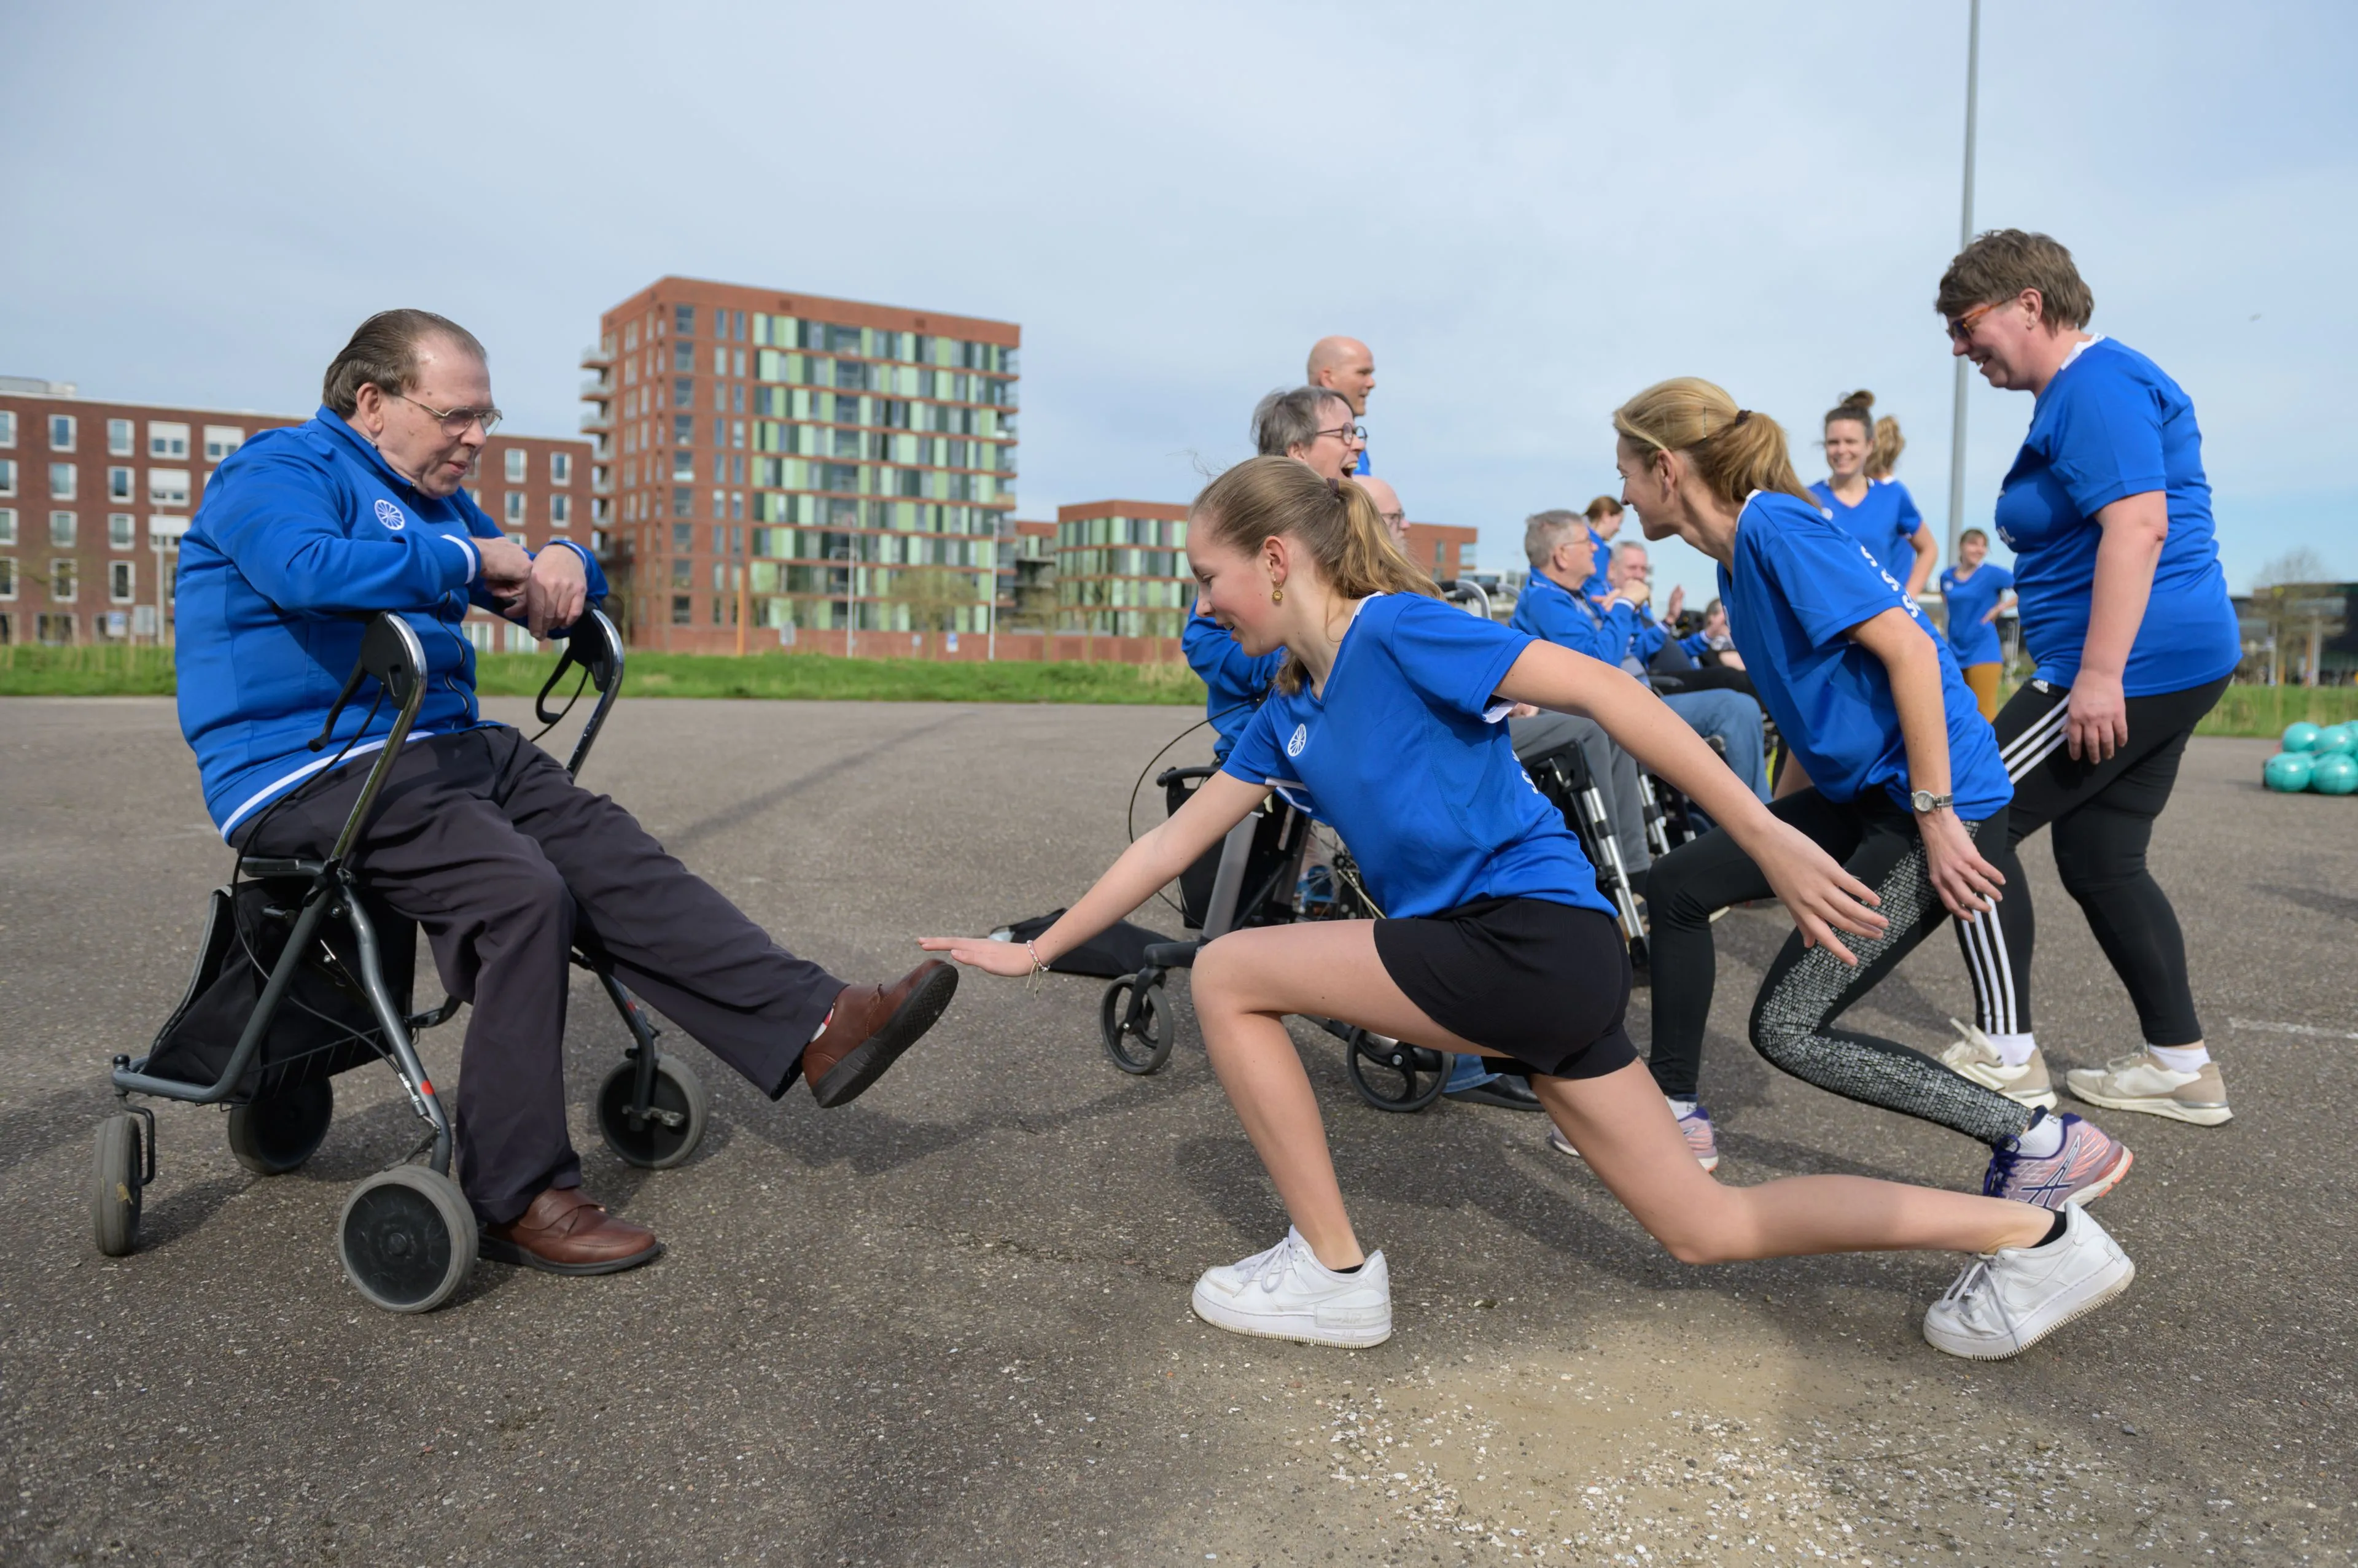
[1910, 789, 1954, 815]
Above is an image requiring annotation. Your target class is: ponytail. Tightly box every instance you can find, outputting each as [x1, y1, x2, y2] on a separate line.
[1867, 414, 1906, 479]
[1191, 456, 1436, 694]
[1612, 377, 1814, 511]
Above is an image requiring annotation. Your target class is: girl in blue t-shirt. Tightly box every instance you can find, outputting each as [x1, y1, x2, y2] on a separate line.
[922, 456, 2134, 1363]
[1937, 527, 2017, 721]
[1609, 378, 2130, 1214]
[1934, 229, 2239, 1131]
[1808, 391, 1936, 597]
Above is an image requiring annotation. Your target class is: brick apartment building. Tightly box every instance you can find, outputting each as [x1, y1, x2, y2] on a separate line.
[1404, 521, 1477, 583]
[584, 278, 1019, 653]
[0, 377, 591, 648]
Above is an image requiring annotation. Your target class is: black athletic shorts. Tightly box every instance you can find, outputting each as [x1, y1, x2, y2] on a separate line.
[1371, 896, 1637, 1080]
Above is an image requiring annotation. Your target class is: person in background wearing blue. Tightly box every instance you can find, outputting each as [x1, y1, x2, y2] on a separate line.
[1183, 602, 1283, 764]
[1938, 527, 2016, 721]
[176, 310, 959, 1275]
[1582, 376, 2133, 1215]
[1810, 392, 1937, 598]
[1932, 230, 2241, 1130]
[1306, 336, 1376, 476]
[1579, 495, 1626, 599]
[922, 457, 2138, 1364]
[1678, 597, 1745, 670]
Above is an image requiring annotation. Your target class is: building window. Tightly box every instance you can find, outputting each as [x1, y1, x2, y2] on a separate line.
[0, 508, 14, 545]
[671, 593, 691, 625]
[672, 415, 694, 446]
[0, 411, 14, 446]
[52, 559, 77, 600]
[50, 510, 76, 546]
[147, 422, 190, 459]
[671, 523, 692, 552]
[108, 513, 134, 549]
[202, 425, 244, 462]
[671, 449, 694, 483]
[0, 459, 12, 495]
[108, 466, 134, 501]
[50, 463, 76, 500]
[550, 494, 570, 527]
[500, 491, 523, 525]
[671, 487, 692, 519]
[0, 557, 13, 598]
[550, 452, 572, 485]
[50, 414, 77, 451]
[674, 305, 695, 336]
[149, 469, 191, 508]
[674, 343, 695, 374]
[504, 448, 527, 483]
[107, 419, 133, 456]
[110, 561, 135, 601]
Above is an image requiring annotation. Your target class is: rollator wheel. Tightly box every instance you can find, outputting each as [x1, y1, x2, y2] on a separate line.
[90, 1114, 145, 1257]
[338, 1166, 478, 1314]
[1343, 1028, 1449, 1114]
[1099, 977, 1175, 1076]
[226, 1079, 334, 1176]
[594, 1055, 709, 1170]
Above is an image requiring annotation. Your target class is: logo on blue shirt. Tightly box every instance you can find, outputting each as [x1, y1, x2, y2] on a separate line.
[374, 498, 406, 531]
[1285, 723, 1308, 758]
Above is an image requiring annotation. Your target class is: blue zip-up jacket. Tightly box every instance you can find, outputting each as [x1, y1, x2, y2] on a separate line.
[1509, 570, 1640, 667]
[1182, 608, 1285, 764]
[176, 408, 608, 838]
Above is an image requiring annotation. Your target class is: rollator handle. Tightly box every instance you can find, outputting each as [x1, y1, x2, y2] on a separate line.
[309, 613, 426, 752]
[537, 604, 625, 723]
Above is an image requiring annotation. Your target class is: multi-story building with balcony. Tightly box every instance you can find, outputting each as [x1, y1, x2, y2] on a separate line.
[0, 376, 590, 647]
[1054, 500, 1191, 639]
[583, 278, 1019, 651]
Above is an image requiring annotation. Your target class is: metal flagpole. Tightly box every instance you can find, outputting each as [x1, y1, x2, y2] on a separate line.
[1946, 0, 1982, 566]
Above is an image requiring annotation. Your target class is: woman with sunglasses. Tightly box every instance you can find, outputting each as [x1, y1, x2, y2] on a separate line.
[921, 457, 2136, 1362]
[1934, 230, 2241, 1130]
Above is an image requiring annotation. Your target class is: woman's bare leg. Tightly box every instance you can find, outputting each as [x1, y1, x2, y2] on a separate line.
[1532, 1062, 2053, 1259]
[1189, 920, 2053, 1272]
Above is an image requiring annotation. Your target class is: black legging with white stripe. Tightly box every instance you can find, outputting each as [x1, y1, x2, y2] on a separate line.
[1951, 675, 2230, 1046]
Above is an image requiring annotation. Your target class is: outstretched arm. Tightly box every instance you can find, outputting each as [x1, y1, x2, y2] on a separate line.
[1492, 642, 1888, 961]
[922, 771, 1274, 976]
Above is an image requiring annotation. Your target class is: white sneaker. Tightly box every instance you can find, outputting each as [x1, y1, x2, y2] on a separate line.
[2065, 1050, 2233, 1126]
[1189, 1228, 1392, 1348]
[1940, 1019, 2058, 1109]
[1921, 1205, 2134, 1360]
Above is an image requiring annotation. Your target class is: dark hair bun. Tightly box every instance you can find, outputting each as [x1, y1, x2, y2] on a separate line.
[1840, 389, 1875, 411]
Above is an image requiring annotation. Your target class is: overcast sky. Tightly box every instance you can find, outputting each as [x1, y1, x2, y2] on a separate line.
[4, 1, 2349, 607]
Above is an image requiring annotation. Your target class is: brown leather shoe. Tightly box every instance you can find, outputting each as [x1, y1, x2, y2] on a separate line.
[803, 960, 959, 1108]
[480, 1186, 664, 1276]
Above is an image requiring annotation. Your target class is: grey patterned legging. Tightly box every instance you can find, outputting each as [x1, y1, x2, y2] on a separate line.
[1644, 788, 2033, 1149]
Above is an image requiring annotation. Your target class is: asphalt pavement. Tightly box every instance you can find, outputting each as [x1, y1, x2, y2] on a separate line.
[1, 696, 2351, 1567]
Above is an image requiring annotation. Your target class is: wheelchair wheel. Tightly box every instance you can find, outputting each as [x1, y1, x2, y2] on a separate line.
[1343, 1028, 1449, 1114]
[338, 1165, 477, 1314]
[90, 1114, 144, 1257]
[226, 1079, 333, 1176]
[1100, 976, 1175, 1075]
[594, 1055, 709, 1170]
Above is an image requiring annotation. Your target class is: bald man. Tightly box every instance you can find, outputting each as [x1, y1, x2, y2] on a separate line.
[1356, 473, 1408, 550]
[1307, 336, 1375, 475]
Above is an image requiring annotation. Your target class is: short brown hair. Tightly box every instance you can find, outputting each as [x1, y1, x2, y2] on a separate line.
[322, 309, 488, 416]
[1936, 229, 2093, 330]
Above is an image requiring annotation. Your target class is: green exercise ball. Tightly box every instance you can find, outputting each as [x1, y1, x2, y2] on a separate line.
[2264, 751, 2316, 792]
[2311, 752, 2358, 795]
[2315, 723, 2357, 758]
[2282, 721, 2323, 752]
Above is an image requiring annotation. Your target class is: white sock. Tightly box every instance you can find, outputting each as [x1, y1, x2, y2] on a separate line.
[2013, 1111, 2066, 1159]
[1989, 1030, 2038, 1068]
[808, 1003, 836, 1044]
[1665, 1095, 1698, 1117]
[2148, 1043, 2211, 1073]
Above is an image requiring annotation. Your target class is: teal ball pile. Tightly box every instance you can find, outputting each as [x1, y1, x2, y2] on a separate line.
[2264, 751, 2316, 791]
[2314, 752, 2358, 796]
[2282, 721, 2323, 752]
[2315, 723, 2357, 757]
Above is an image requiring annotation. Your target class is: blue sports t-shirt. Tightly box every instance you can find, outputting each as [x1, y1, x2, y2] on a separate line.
[1938, 563, 2015, 668]
[1221, 594, 1614, 921]
[1183, 608, 1284, 764]
[1719, 492, 2010, 821]
[1808, 478, 1925, 586]
[1991, 337, 2239, 696]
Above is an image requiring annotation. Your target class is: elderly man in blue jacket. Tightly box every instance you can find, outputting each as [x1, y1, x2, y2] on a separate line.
[176, 310, 956, 1276]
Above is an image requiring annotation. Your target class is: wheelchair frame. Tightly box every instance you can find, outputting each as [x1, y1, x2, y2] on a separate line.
[91, 606, 706, 1313]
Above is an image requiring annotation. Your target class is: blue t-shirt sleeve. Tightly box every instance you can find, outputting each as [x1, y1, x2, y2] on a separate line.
[1383, 596, 1533, 718]
[2045, 360, 2169, 517]
[1750, 522, 1902, 648]
[1220, 697, 1294, 787]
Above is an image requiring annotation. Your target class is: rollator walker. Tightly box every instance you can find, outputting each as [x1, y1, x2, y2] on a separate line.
[89, 608, 709, 1313]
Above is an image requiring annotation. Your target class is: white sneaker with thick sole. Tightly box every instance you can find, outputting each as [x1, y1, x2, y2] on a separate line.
[1940, 1019, 2058, 1109]
[1189, 1228, 1392, 1348]
[2064, 1050, 2232, 1126]
[1921, 1204, 2134, 1360]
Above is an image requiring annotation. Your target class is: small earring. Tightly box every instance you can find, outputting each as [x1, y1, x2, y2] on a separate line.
[1270, 583, 1285, 604]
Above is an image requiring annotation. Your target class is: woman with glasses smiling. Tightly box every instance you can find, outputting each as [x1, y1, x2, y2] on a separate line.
[1250, 385, 1365, 483]
[1932, 230, 2241, 1133]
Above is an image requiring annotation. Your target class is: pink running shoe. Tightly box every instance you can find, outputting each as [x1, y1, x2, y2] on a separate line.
[1982, 1112, 2133, 1211]
[1549, 1099, 1719, 1172]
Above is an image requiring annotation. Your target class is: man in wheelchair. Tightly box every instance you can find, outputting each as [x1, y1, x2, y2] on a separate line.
[173, 310, 957, 1275]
